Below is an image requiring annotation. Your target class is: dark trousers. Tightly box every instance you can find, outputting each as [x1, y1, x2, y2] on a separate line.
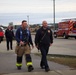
[6, 38, 12, 50]
[39, 45, 49, 69]
[17, 54, 32, 65]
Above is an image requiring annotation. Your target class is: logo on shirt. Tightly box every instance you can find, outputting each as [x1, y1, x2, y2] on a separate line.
[48, 30, 50, 33]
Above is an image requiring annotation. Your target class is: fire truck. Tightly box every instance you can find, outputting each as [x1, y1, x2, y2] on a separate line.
[54, 19, 76, 39]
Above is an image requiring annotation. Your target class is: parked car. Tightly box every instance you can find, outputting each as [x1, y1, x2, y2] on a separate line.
[0, 27, 4, 42]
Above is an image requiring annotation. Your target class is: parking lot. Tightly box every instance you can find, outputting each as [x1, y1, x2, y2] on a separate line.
[0, 35, 76, 56]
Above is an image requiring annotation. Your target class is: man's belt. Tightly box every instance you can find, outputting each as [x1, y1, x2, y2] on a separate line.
[17, 42, 28, 46]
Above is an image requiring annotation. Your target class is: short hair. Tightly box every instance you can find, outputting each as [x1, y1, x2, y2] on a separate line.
[22, 20, 27, 24]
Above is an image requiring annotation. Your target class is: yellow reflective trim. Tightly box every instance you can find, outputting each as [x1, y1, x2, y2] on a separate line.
[26, 62, 32, 66]
[16, 63, 22, 67]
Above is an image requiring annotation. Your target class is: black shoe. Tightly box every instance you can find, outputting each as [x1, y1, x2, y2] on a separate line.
[17, 66, 21, 70]
[45, 68, 50, 72]
[28, 65, 34, 72]
[41, 66, 45, 69]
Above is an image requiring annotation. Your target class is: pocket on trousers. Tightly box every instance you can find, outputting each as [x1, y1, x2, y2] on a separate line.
[15, 45, 25, 56]
[18, 46, 25, 56]
[15, 45, 20, 54]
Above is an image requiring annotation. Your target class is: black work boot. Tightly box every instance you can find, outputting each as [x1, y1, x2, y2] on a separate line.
[45, 68, 50, 72]
[40, 65, 45, 69]
[28, 65, 34, 72]
[17, 66, 21, 70]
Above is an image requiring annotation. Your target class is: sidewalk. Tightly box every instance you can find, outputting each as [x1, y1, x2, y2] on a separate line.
[0, 52, 76, 75]
[0, 53, 71, 73]
[3, 70, 76, 75]
[0, 41, 76, 75]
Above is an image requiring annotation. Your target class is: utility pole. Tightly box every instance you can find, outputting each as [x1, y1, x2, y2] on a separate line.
[27, 15, 29, 26]
[53, 0, 55, 30]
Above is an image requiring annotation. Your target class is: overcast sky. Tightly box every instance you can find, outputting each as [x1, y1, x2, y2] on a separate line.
[0, 0, 76, 25]
[0, 0, 76, 13]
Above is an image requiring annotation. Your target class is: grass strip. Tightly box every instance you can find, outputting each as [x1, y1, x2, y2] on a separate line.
[35, 53, 76, 69]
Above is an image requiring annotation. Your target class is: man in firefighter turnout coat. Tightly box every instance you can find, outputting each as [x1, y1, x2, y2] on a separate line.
[35, 21, 53, 72]
[15, 20, 34, 72]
